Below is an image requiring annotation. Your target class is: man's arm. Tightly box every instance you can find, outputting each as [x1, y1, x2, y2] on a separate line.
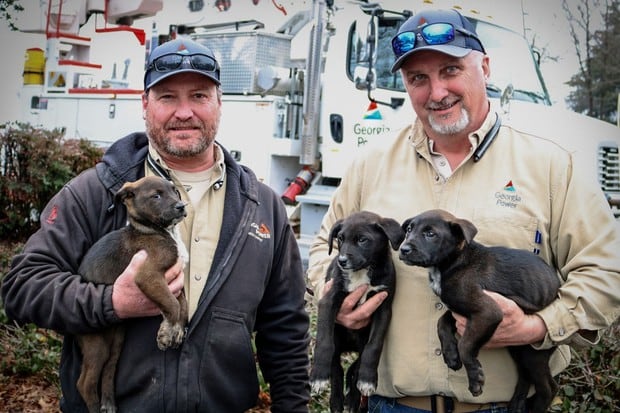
[453, 291, 547, 348]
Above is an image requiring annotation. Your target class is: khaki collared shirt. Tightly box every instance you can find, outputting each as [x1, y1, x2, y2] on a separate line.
[146, 144, 226, 319]
[307, 110, 620, 402]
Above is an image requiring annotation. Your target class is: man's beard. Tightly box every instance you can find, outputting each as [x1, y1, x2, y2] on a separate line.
[428, 106, 470, 136]
[146, 120, 218, 158]
[427, 98, 469, 135]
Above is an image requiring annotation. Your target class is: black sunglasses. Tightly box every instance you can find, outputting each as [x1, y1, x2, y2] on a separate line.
[392, 22, 485, 58]
[147, 53, 218, 73]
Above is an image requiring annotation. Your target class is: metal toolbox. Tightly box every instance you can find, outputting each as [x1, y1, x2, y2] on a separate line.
[194, 31, 292, 94]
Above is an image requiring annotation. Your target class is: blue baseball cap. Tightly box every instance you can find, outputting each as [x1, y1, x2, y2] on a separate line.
[391, 9, 486, 73]
[144, 38, 221, 90]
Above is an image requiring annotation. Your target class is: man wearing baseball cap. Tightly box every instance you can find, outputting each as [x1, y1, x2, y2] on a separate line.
[308, 8, 619, 413]
[3, 37, 311, 412]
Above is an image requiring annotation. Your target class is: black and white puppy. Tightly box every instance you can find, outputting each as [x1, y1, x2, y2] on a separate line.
[310, 211, 405, 413]
[399, 209, 560, 413]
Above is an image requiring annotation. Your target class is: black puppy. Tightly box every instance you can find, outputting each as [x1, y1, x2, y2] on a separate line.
[310, 211, 405, 413]
[399, 209, 560, 413]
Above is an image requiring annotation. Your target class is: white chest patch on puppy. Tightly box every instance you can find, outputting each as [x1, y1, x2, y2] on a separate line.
[168, 225, 189, 268]
[428, 267, 442, 296]
[344, 269, 387, 304]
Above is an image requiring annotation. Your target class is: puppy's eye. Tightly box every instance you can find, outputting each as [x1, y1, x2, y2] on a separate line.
[152, 193, 162, 200]
[423, 230, 436, 239]
[357, 236, 368, 245]
[337, 234, 344, 245]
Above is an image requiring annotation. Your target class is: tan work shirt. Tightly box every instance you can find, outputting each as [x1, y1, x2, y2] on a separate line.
[146, 144, 226, 319]
[307, 110, 620, 402]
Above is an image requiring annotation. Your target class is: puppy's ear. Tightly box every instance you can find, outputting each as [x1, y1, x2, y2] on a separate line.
[378, 217, 406, 250]
[327, 220, 344, 256]
[451, 218, 478, 246]
[115, 182, 136, 205]
[401, 218, 413, 234]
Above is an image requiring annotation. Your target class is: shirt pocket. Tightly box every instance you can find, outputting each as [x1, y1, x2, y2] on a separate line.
[472, 209, 541, 254]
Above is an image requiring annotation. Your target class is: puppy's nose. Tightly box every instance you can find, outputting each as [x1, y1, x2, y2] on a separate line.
[337, 255, 348, 266]
[400, 244, 412, 255]
[176, 202, 187, 215]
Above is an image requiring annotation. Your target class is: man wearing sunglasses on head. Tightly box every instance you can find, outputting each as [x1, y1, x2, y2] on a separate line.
[2, 38, 310, 412]
[307, 8, 620, 413]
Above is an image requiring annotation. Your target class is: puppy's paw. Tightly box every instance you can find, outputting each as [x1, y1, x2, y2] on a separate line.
[310, 379, 329, 394]
[157, 320, 186, 350]
[443, 352, 462, 371]
[100, 403, 117, 413]
[357, 380, 376, 396]
[468, 370, 485, 397]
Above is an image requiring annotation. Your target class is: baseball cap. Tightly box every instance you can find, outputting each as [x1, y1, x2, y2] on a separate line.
[144, 38, 221, 90]
[391, 9, 486, 73]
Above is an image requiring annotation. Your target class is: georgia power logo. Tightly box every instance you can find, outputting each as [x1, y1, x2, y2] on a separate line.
[354, 101, 391, 147]
[495, 180, 522, 209]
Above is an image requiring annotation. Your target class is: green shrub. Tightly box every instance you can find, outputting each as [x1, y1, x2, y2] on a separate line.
[0, 122, 103, 241]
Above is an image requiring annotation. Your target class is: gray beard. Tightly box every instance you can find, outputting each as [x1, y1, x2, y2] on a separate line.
[146, 123, 216, 158]
[428, 107, 470, 135]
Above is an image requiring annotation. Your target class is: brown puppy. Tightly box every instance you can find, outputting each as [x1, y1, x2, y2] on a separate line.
[399, 209, 560, 413]
[76, 176, 189, 413]
[311, 211, 404, 413]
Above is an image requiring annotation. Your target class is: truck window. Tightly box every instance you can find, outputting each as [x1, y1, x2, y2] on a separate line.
[347, 16, 551, 106]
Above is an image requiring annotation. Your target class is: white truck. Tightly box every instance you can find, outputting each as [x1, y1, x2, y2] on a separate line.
[16, 0, 620, 259]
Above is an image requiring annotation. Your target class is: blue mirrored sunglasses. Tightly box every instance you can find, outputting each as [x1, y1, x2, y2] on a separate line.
[147, 53, 218, 73]
[391, 22, 484, 58]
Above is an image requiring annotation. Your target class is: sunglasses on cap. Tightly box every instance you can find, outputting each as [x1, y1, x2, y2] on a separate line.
[147, 52, 218, 73]
[391, 22, 485, 58]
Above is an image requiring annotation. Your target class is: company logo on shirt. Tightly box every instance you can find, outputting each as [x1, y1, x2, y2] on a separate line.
[249, 222, 271, 242]
[495, 180, 522, 209]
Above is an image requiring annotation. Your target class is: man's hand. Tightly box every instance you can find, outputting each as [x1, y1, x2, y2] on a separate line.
[323, 279, 388, 330]
[111, 250, 185, 319]
[453, 290, 547, 347]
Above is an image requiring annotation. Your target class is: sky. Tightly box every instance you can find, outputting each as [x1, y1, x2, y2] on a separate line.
[0, 0, 604, 125]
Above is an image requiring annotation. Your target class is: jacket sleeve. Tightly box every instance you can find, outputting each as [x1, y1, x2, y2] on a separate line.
[536, 152, 620, 348]
[1, 169, 121, 335]
[253, 191, 310, 413]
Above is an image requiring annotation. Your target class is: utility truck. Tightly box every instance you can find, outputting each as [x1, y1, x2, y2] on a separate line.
[15, 0, 620, 259]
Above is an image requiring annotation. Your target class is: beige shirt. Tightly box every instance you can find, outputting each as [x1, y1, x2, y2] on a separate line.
[146, 144, 226, 319]
[307, 110, 620, 402]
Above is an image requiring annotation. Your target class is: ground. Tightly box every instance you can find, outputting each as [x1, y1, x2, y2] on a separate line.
[0, 372, 272, 413]
[0, 374, 60, 413]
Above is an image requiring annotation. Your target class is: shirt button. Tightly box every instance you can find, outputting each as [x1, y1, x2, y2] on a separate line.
[434, 348, 442, 356]
[194, 236, 200, 242]
[439, 159, 446, 166]
[194, 274, 202, 281]
[435, 302, 444, 310]
[558, 328, 566, 336]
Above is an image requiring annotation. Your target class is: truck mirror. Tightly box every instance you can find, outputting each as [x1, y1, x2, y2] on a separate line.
[353, 66, 376, 91]
[355, 15, 378, 66]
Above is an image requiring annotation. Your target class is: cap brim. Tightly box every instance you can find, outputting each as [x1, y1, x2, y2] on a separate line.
[145, 68, 221, 90]
[390, 45, 472, 73]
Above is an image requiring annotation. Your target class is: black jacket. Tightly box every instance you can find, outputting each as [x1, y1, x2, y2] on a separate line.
[2, 133, 310, 412]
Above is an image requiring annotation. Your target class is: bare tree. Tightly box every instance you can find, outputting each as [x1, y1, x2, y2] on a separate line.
[562, 0, 620, 123]
[0, 0, 24, 31]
